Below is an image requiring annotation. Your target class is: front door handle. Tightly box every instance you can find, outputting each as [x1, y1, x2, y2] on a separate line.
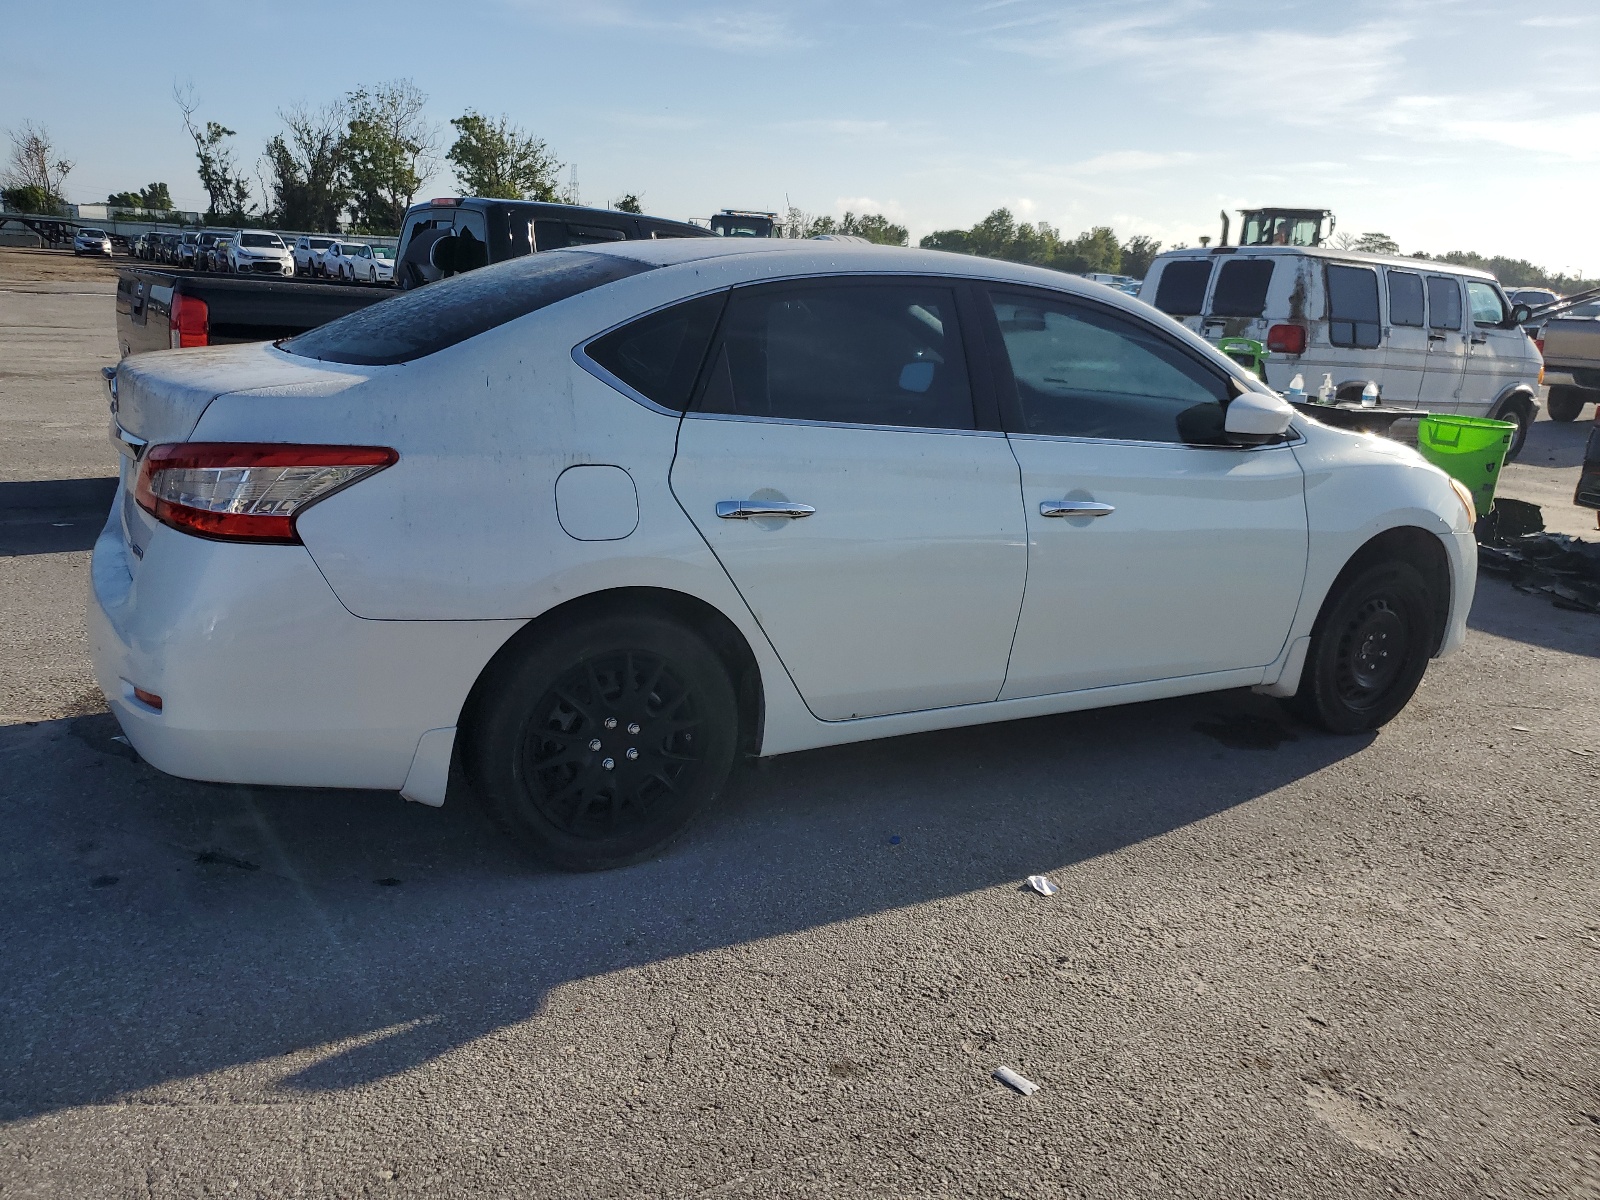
[1041, 500, 1115, 518]
[716, 500, 816, 520]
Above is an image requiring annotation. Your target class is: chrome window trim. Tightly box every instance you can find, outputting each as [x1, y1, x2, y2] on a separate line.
[681, 410, 1006, 438]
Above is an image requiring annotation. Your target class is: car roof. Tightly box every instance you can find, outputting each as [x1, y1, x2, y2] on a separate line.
[1150, 244, 1500, 282]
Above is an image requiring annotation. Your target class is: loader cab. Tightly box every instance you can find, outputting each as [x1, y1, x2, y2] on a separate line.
[1235, 208, 1333, 248]
[709, 210, 777, 238]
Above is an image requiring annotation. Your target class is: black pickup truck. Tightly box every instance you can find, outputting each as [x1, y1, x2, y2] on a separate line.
[115, 271, 387, 358]
[115, 198, 711, 356]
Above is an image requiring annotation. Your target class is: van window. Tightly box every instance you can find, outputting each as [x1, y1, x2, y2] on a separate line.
[1387, 271, 1424, 327]
[1427, 277, 1462, 331]
[1152, 260, 1212, 317]
[535, 220, 629, 250]
[1210, 259, 1274, 317]
[1326, 264, 1381, 349]
[1466, 281, 1506, 328]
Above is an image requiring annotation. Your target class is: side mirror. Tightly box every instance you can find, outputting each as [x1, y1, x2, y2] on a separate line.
[1225, 388, 1294, 445]
[1507, 303, 1534, 327]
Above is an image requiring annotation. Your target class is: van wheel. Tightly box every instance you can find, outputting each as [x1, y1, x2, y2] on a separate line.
[1547, 386, 1589, 423]
[467, 613, 739, 871]
[1493, 399, 1532, 461]
[1288, 560, 1435, 735]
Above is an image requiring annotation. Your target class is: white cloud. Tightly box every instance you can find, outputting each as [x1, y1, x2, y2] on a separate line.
[502, 1, 804, 52]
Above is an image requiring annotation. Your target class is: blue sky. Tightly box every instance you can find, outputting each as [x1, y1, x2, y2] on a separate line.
[3, 0, 1596, 271]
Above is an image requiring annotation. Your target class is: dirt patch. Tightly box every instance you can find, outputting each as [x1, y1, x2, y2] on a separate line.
[0, 247, 129, 285]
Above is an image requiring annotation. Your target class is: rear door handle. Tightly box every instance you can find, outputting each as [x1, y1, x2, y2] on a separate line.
[1041, 500, 1115, 518]
[716, 500, 816, 520]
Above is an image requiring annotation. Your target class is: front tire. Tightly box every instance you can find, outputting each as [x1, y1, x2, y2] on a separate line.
[467, 613, 739, 871]
[1289, 560, 1436, 734]
[1494, 399, 1532, 460]
[1547, 385, 1590, 423]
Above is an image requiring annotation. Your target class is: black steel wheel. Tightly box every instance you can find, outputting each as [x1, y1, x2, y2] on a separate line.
[1289, 560, 1436, 734]
[468, 613, 739, 870]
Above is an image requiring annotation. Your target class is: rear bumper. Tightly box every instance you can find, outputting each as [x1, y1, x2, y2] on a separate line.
[88, 502, 522, 793]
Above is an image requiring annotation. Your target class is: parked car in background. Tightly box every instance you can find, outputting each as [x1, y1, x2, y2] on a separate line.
[94, 239, 1476, 871]
[226, 230, 294, 276]
[74, 228, 113, 257]
[1140, 246, 1543, 458]
[324, 241, 394, 283]
[1506, 286, 1562, 340]
[195, 231, 237, 273]
[293, 235, 338, 276]
[175, 232, 201, 268]
[1541, 311, 1600, 423]
[393, 196, 710, 290]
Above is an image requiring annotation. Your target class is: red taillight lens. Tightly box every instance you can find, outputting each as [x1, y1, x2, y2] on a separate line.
[1266, 323, 1307, 355]
[1534, 337, 1545, 357]
[169, 293, 209, 348]
[134, 443, 398, 544]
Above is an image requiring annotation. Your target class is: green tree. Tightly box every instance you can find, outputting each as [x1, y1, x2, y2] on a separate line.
[1354, 232, 1400, 255]
[446, 110, 561, 201]
[1120, 234, 1163, 278]
[784, 207, 909, 246]
[262, 102, 349, 231]
[345, 80, 438, 233]
[613, 192, 643, 214]
[175, 86, 253, 223]
[107, 182, 175, 216]
[2, 120, 73, 214]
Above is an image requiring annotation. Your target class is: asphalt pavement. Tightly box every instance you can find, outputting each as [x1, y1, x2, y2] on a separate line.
[2, 254, 1597, 1199]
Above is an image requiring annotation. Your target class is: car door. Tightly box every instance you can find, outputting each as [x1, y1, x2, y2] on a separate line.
[669, 277, 1029, 721]
[1420, 275, 1470, 413]
[1462, 279, 1525, 417]
[981, 286, 1308, 698]
[1381, 268, 1428, 406]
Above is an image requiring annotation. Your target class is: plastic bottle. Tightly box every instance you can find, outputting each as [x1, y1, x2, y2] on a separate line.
[1361, 381, 1380, 408]
[1318, 374, 1336, 405]
[1286, 373, 1305, 401]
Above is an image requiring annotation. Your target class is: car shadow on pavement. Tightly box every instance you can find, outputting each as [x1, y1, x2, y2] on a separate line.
[1468, 573, 1600, 656]
[1, 687, 1368, 1120]
[0, 477, 114, 557]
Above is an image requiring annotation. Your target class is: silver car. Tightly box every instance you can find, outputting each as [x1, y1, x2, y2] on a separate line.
[73, 228, 113, 257]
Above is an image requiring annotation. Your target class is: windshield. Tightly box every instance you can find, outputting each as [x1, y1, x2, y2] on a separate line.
[81, 229, 107, 238]
[350, 244, 371, 257]
[241, 233, 282, 248]
[372, 246, 394, 260]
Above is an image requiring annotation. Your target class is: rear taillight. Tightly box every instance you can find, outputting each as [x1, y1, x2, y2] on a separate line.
[1266, 323, 1307, 355]
[134, 443, 398, 544]
[169, 293, 209, 348]
[1534, 336, 1545, 357]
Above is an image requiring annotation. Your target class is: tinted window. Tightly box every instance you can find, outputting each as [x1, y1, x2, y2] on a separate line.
[1467, 280, 1506, 327]
[1210, 259, 1275, 317]
[283, 251, 655, 365]
[240, 233, 281, 247]
[1387, 271, 1424, 327]
[1153, 260, 1212, 317]
[1427, 276, 1462, 330]
[696, 281, 974, 430]
[535, 220, 629, 250]
[586, 292, 727, 412]
[990, 291, 1229, 444]
[1326, 264, 1381, 349]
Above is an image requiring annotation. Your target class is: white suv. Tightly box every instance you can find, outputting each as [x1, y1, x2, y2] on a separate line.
[292, 235, 338, 276]
[73, 228, 113, 256]
[227, 230, 294, 276]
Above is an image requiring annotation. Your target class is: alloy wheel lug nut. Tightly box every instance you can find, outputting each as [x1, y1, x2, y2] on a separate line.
[601, 757, 615, 771]
[604, 717, 618, 730]
[627, 722, 640, 735]
[589, 738, 602, 752]
[626, 748, 639, 761]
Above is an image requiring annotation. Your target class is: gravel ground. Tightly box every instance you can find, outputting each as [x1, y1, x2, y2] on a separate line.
[1, 249, 1597, 1199]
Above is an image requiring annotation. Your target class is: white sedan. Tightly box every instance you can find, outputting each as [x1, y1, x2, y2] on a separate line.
[226, 230, 294, 276]
[92, 240, 1476, 869]
[324, 240, 394, 283]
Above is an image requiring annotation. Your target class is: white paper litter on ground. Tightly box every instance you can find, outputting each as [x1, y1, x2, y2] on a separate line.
[1026, 875, 1058, 896]
[992, 1066, 1039, 1096]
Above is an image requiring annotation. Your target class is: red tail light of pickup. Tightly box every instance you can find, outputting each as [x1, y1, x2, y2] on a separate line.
[169, 293, 209, 348]
[1266, 324, 1307, 355]
[135, 443, 398, 544]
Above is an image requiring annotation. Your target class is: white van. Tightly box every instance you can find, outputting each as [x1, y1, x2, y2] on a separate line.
[1139, 247, 1543, 457]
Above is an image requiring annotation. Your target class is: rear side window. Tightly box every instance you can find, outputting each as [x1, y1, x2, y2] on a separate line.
[1210, 259, 1275, 317]
[1387, 271, 1424, 327]
[535, 220, 629, 250]
[1152, 260, 1212, 317]
[282, 251, 655, 365]
[1326, 264, 1381, 349]
[585, 292, 727, 411]
[1427, 276, 1463, 330]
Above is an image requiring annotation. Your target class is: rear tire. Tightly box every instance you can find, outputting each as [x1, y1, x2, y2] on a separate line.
[1547, 385, 1589, 423]
[1288, 560, 1436, 734]
[467, 613, 739, 871]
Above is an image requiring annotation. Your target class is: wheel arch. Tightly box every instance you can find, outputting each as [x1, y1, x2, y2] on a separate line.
[1322, 526, 1452, 656]
[459, 586, 766, 761]
[1489, 382, 1539, 420]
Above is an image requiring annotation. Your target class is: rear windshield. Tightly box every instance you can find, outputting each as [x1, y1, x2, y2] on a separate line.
[281, 250, 655, 365]
[1209, 259, 1274, 317]
[1153, 260, 1212, 317]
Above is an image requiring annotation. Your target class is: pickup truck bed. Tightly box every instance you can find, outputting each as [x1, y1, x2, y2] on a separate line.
[116, 269, 389, 359]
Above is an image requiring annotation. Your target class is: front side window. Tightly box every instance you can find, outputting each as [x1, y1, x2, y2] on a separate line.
[1152, 260, 1212, 317]
[1210, 259, 1274, 317]
[1387, 271, 1424, 327]
[1427, 276, 1463, 330]
[1326, 264, 1381, 349]
[989, 290, 1230, 444]
[696, 281, 974, 430]
[1466, 280, 1507, 328]
[587, 292, 727, 412]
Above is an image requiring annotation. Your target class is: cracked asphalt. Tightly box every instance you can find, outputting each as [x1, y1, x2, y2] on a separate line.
[2, 249, 1597, 1199]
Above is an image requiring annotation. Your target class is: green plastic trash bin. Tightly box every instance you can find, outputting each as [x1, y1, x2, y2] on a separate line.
[1416, 414, 1515, 517]
[1217, 336, 1268, 380]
